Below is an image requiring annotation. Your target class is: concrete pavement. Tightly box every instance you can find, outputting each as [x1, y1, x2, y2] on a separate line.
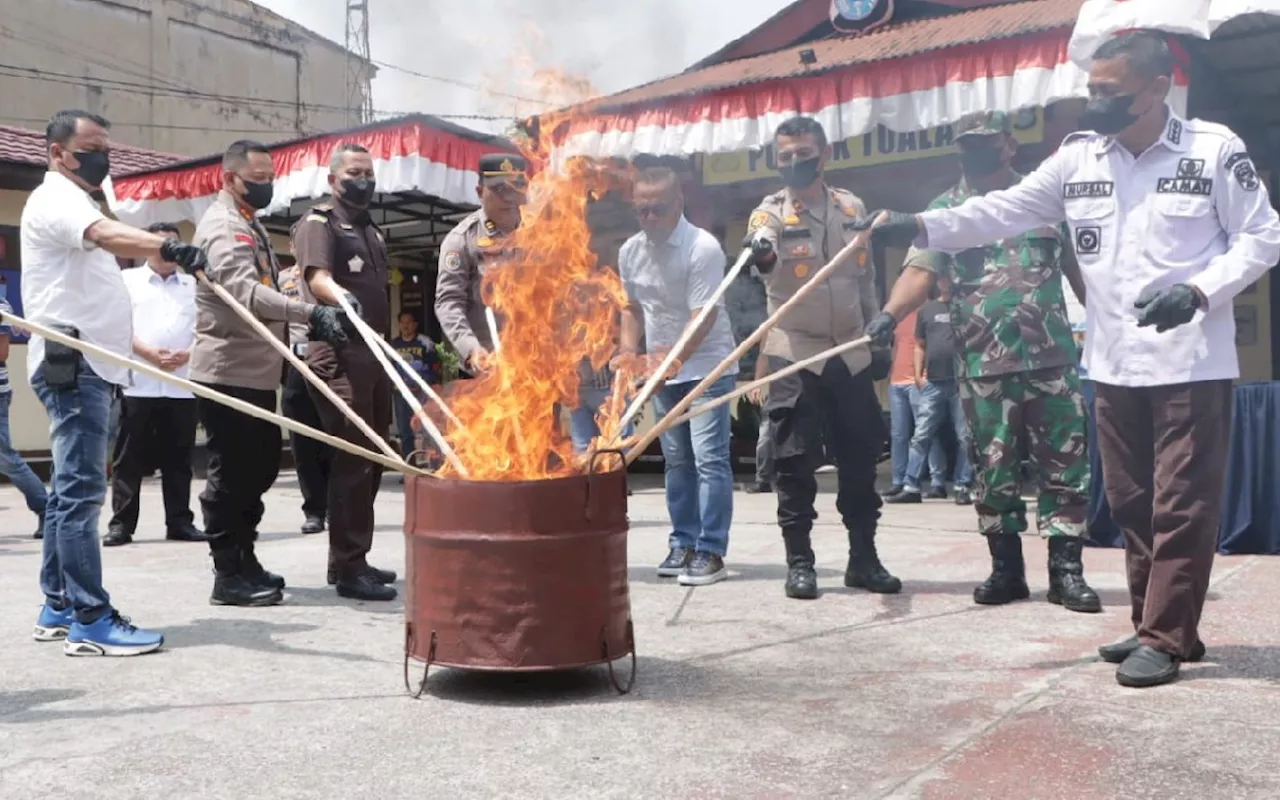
[2, 472, 1279, 799]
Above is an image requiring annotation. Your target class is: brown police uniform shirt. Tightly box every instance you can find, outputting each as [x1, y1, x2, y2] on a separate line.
[292, 200, 391, 336]
[190, 189, 313, 391]
[434, 208, 514, 362]
[277, 265, 310, 354]
[747, 185, 878, 375]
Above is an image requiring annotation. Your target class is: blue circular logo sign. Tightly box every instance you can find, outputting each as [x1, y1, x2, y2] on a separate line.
[834, 0, 880, 21]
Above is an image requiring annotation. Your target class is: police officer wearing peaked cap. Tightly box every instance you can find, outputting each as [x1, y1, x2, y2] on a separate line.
[434, 153, 529, 375]
[744, 115, 901, 601]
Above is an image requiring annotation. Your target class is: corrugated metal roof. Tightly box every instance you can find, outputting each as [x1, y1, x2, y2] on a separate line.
[589, 0, 1086, 112]
[0, 124, 182, 176]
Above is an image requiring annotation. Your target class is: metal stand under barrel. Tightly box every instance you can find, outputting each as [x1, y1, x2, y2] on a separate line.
[402, 454, 636, 696]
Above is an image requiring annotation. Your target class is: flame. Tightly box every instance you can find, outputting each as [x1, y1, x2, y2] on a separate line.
[434, 70, 640, 481]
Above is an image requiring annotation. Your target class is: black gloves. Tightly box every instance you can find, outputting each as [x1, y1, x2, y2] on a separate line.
[308, 305, 351, 346]
[848, 210, 922, 249]
[160, 239, 208, 275]
[864, 311, 897, 347]
[1135, 284, 1202, 333]
[342, 293, 363, 325]
[742, 233, 776, 272]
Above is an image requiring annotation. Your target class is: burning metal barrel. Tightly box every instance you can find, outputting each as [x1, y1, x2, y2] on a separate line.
[402, 460, 635, 694]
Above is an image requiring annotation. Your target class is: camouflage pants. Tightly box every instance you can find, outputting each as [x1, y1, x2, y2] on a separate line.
[957, 365, 1090, 538]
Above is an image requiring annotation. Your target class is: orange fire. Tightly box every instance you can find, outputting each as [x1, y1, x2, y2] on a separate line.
[434, 72, 642, 481]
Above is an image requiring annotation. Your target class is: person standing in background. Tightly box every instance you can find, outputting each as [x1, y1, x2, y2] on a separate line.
[278, 259, 332, 535]
[0, 294, 48, 540]
[884, 308, 943, 499]
[390, 310, 439, 460]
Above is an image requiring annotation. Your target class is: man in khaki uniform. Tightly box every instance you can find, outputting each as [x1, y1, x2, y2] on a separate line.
[434, 153, 528, 374]
[190, 139, 349, 608]
[746, 116, 900, 600]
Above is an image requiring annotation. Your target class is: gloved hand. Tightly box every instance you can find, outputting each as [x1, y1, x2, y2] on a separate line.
[342, 292, 362, 320]
[864, 311, 897, 347]
[160, 239, 208, 275]
[1134, 284, 1202, 333]
[308, 305, 350, 346]
[848, 210, 922, 249]
[740, 232, 776, 272]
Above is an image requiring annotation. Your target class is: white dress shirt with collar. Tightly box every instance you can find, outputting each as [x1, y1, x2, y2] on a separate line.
[918, 109, 1280, 388]
[122, 265, 197, 399]
[19, 170, 133, 386]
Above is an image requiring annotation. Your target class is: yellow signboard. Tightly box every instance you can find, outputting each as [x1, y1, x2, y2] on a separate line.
[701, 107, 1045, 187]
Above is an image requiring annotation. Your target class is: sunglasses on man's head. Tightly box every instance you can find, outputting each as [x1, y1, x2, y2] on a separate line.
[635, 204, 670, 219]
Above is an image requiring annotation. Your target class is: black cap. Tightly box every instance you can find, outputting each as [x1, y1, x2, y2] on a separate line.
[479, 153, 528, 185]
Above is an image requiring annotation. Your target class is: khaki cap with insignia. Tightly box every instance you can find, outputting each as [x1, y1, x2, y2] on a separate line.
[954, 110, 1014, 139]
[479, 153, 529, 187]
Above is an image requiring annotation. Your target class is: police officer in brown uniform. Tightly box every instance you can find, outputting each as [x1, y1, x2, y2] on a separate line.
[278, 260, 332, 535]
[191, 139, 350, 608]
[746, 116, 900, 600]
[292, 143, 397, 602]
[434, 154, 528, 374]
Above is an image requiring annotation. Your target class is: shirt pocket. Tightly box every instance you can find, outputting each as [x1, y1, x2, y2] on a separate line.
[1146, 194, 1214, 267]
[1064, 199, 1115, 263]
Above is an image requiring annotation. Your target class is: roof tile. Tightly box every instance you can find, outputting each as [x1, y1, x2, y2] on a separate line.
[0, 124, 182, 176]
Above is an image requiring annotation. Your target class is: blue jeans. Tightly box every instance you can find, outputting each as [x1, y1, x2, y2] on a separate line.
[32, 362, 114, 623]
[0, 392, 48, 515]
[906, 379, 973, 490]
[889, 383, 942, 487]
[393, 394, 417, 459]
[651, 375, 735, 557]
[569, 386, 633, 455]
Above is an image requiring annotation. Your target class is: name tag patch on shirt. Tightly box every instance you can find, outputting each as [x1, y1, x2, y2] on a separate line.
[1156, 177, 1213, 196]
[1064, 182, 1114, 199]
[1075, 226, 1101, 255]
[348, 255, 364, 273]
[1226, 152, 1261, 191]
[788, 243, 814, 258]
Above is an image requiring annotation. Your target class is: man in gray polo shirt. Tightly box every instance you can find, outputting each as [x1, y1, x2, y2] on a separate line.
[618, 164, 738, 586]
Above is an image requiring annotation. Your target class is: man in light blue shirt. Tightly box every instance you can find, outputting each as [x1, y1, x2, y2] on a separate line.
[619, 165, 737, 586]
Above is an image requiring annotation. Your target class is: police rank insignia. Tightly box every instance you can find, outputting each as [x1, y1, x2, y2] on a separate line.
[348, 255, 364, 273]
[748, 211, 770, 231]
[856, 250, 869, 268]
[443, 251, 463, 272]
[789, 244, 813, 258]
[477, 237, 495, 248]
[794, 263, 810, 279]
[783, 214, 802, 226]
[842, 205, 858, 216]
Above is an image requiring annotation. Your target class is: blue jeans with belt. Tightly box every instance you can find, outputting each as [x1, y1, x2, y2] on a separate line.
[651, 375, 735, 557]
[32, 362, 114, 623]
[0, 391, 48, 515]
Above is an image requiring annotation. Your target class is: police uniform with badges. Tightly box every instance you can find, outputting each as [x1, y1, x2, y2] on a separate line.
[434, 154, 528, 371]
[277, 264, 332, 532]
[292, 198, 393, 590]
[748, 184, 900, 598]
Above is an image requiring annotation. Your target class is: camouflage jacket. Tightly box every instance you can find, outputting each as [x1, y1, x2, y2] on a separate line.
[903, 174, 1077, 379]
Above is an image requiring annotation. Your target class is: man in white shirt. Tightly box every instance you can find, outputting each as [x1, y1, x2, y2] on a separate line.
[104, 223, 207, 547]
[22, 109, 207, 657]
[618, 164, 738, 586]
[859, 32, 1280, 687]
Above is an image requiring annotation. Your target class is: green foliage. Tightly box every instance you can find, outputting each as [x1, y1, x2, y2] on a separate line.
[436, 341, 461, 384]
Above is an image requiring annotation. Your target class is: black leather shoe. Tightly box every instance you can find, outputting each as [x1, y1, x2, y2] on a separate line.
[242, 550, 286, 591]
[925, 486, 947, 500]
[33, 513, 45, 540]
[1047, 537, 1102, 613]
[1099, 635, 1206, 664]
[336, 572, 398, 602]
[885, 490, 921, 504]
[327, 565, 396, 586]
[1116, 645, 1180, 688]
[881, 485, 904, 499]
[166, 522, 210, 542]
[300, 516, 325, 535]
[102, 528, 133, 547]
[785, 563, 819, 599]
[954, 488, 973, 506]
[211, 574, 283, 607]
[973, 534, 1030, 605]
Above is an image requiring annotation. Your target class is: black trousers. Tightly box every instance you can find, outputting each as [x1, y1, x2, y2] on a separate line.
[107, 396, 197, 534]
[767, 357, 885, 549]
[281, 364, 332, 519]
[196, 383, 282, 553]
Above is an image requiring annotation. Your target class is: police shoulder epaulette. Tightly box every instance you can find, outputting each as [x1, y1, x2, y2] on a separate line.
[1059, 130, 1096, 148]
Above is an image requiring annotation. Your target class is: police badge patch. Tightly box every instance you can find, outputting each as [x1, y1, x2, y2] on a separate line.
[748, 211, 770, 232]
[1075, 226, 1101, 255]
[1226, 152, 1260, 191]
[443, 251, 463, 272]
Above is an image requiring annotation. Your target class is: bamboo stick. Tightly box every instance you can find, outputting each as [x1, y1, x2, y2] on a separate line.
[5, 311, 429, 477]
[369, 334, 463, 428]
[197, 272, 405, 464]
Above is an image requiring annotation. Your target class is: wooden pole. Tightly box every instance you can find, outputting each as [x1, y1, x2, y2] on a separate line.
[368, 334, 463, 428]
[333, 293, 469, 476]
[5, 311, 429, 477]
[621, 224, 877, 466]
[197, 272, 405, 464]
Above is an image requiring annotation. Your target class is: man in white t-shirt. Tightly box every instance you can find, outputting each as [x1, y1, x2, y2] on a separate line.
[22, 109, 207, 658]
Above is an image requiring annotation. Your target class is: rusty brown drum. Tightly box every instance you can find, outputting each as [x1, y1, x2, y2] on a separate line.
[403, 464, 635, 694]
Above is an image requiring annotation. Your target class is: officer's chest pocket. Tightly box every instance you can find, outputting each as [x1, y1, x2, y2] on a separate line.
[1146, 195, 1214, 267]
[1064, 199, 1115, 263]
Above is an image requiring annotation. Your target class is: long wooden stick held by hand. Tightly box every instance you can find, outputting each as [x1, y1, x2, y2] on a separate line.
[622, 222, 879, 465]
[195, 271, 405, 464]
[4, 311, 428, 476]
[333, 293, 469, 476]
[369, 335, 463, 429]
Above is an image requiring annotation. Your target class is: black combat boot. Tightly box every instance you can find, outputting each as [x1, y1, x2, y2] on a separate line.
[1047, 537, 1102, 613]
[844, 529, 902, 594]
[783, 532, 819, 600]
[241, 544, 287, 591]
[210, 547, 282, 607]
[973, 534, 1030, 605]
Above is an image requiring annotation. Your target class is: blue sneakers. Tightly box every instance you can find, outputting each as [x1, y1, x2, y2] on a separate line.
[63, 611, 164, 657]
[33, 604, 74, 642]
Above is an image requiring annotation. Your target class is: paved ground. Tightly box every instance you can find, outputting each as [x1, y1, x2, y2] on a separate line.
[2, 470, 1279, 799]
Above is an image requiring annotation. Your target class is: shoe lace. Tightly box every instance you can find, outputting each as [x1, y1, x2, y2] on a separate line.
[109, 611, 138, 634]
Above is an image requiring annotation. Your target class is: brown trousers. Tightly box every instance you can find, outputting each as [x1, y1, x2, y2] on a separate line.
[307, 343, 393, 579]
[1093, 380, 1232, 659]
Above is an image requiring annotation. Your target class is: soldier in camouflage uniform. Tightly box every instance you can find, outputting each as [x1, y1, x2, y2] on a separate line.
[862, 111, 1100, 614]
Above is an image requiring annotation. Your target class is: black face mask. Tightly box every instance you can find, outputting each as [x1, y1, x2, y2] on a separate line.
[70, 150, 111, 188]
[340, 177, 376, 208]
[959, 146, 1006, 179]
[778, 156, 822, 189]
[1080, 93, 1140, 136]
[240, 179, 274, 211]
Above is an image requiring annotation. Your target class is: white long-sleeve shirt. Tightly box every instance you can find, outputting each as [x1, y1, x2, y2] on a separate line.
[122, 265, 197, 399]
[919, 109, 1280, 387]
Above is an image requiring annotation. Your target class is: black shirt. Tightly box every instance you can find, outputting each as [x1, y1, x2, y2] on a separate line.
[916, 300, 957, 382]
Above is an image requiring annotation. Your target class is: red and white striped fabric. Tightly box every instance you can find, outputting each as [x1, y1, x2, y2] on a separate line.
[105, 116, 512, 227]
